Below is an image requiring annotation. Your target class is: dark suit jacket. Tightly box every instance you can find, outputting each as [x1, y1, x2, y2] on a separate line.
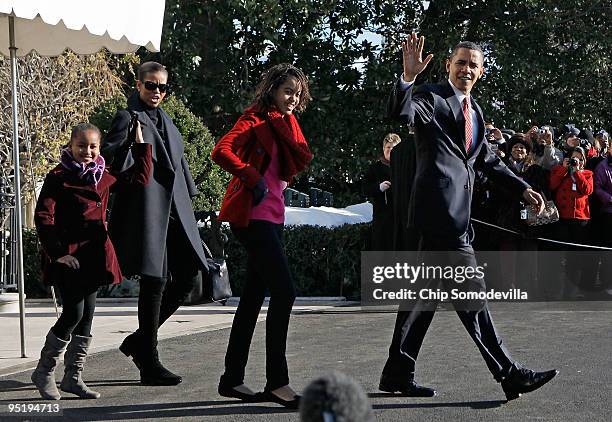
[387, 79, 529, 242]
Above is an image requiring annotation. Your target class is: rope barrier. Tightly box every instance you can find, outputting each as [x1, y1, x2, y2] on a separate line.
[471, 218, 612, 251]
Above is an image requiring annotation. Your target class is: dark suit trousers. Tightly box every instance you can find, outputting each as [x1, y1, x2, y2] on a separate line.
[382, 234, 514, 383]
[221, 220, 296, 391]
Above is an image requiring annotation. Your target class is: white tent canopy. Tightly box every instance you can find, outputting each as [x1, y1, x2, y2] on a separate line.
[0, 0, 163, 56]
[0, 0, 165, 358]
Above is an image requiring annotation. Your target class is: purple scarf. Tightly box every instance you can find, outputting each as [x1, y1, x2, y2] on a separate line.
[60, 148, 106, 186]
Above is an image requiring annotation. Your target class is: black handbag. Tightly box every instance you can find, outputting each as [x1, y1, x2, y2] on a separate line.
[201, 240, 232, 303]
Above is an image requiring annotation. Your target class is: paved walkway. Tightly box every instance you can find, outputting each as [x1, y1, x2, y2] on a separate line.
[0, 301, 610, 421]
[0, 297, 344, 377]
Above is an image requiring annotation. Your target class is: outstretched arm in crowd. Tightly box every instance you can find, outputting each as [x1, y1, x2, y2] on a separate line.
[540, 130, 563, 170]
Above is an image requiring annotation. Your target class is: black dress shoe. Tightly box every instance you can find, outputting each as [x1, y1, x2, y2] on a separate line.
[256, 390, 301, 409]
[379, 375, 436, 397]
[501, 365, 558, 401]
[218, 384, 258, 402]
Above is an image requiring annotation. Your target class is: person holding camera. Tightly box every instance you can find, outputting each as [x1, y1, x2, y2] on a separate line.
[527, 125, 563, 170]
[485, 123, 506, 158]
[558, 124, 582, 155]
[550, 147, 594, 298]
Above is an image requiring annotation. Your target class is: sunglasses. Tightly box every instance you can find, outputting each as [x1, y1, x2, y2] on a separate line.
[142, 81, 169, 93]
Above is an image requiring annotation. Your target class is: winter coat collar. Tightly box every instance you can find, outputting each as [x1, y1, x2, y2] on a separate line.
[127, 91, 182, 172]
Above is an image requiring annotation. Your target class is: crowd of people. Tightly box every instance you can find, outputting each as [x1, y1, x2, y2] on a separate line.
[471, 124, 611, 298]
[364, 124, 611, 300]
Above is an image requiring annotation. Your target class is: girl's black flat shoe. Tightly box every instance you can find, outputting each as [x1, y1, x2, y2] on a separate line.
[256, 390, 301, 409]
[218, 384, 258, 402]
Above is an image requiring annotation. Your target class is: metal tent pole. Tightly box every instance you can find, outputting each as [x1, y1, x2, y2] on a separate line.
[9, 15, 26, 358]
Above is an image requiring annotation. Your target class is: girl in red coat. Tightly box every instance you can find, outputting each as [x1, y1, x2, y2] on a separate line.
[549, 146, 594, 297]
[211, 64, 313, 409]
[32, 122, 152, 400]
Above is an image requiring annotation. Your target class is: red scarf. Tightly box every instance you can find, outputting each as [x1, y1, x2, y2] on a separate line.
[267, 110, 312, 182]
[246, 105, 313, 182]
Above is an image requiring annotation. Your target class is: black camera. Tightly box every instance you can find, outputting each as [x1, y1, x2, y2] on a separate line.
[536, 126, 548, 135]
[578, 138, 591, 149]
[569, 157, 579, 167]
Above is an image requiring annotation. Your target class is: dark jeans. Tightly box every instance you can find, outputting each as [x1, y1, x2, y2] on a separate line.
[221, 220, 296, 391]
[135, 218, 200, 359]
[52, 279, 99, 340]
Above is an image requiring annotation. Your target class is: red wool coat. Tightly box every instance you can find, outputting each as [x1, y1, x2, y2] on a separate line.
[35, 143, 152, 285]
[549, 165, 594, 220]
[211, 109, 309, 227]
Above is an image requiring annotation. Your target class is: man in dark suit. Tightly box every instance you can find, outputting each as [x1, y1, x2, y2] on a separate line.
[379, 34, 558, 401]
[102, 62, 208, 386]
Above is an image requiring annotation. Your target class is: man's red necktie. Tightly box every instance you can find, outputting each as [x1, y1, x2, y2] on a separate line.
[463, 97, 472, 152]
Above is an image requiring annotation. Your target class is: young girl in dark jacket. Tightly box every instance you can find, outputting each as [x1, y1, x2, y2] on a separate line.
[211, 64, 313, 409]
[32, 122, 151, 400]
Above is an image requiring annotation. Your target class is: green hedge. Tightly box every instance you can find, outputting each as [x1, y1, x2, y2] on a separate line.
[23, 224, 370, 300]
[221, 223, 369, 300]
[22, 228, 47, 299]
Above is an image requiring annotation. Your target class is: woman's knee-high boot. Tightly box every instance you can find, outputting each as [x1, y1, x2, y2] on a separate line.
[31, 330, 70, 400]
[60, 335, 100, 399]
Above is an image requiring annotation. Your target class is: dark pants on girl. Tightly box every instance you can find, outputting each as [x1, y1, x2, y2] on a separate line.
[221, 220, 296, 391]
[52, 279, 99, 340]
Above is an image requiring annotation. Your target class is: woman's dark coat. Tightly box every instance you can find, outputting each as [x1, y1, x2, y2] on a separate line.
[101, 93, 207, 278]
[35, 144, 152, 285]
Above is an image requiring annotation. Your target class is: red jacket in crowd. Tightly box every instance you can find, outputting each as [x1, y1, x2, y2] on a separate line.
[549, 164, 594, 220]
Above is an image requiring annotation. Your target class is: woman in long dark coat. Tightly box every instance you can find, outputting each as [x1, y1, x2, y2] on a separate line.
[101, 62, 208, 386]
[363, 133, 401, 251]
